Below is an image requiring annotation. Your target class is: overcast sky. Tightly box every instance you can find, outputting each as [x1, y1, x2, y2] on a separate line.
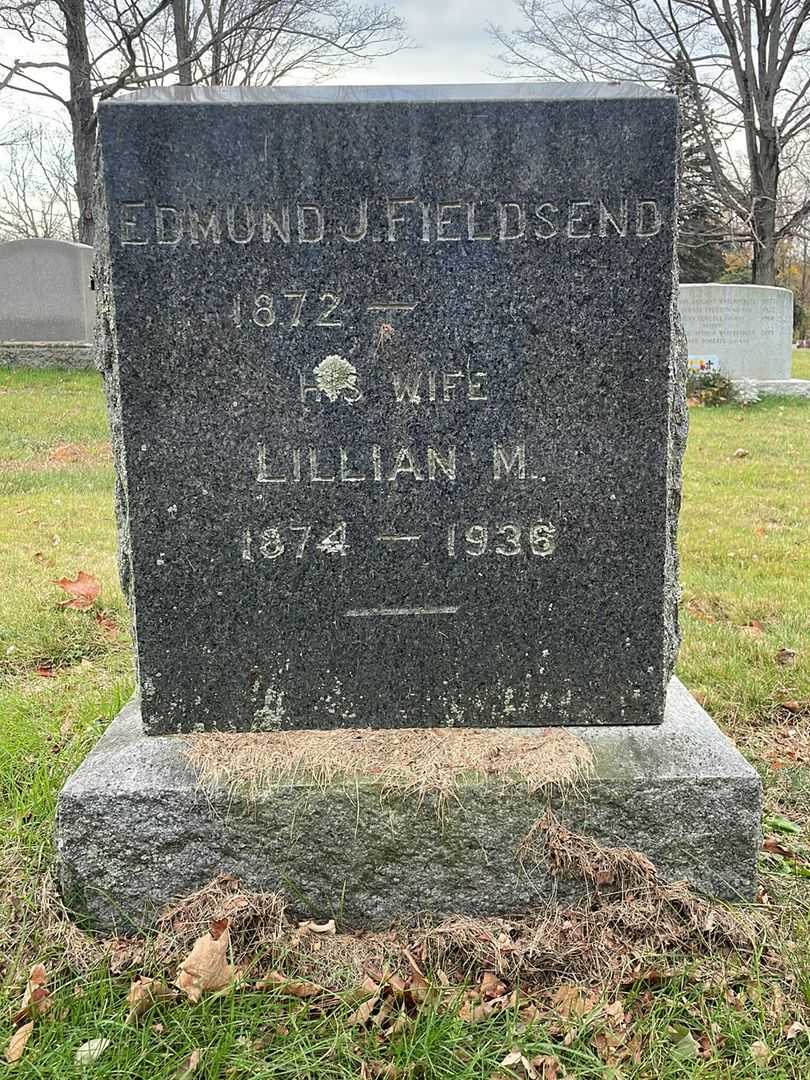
[347, 0, 503, 85]
[0, 0, 512, 132]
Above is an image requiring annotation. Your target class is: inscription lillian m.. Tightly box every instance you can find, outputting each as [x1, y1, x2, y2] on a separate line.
[255, 443, 543, 485]
[118, 195, 664, 247]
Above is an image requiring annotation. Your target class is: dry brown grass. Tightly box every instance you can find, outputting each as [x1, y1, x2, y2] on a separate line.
[1, 817, 763, 994]
[183, 726, 594, 813]
[0, 440, 112, 474]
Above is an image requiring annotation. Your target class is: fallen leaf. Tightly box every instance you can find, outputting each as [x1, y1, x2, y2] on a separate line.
[785, 1020, 808, 1039]
[5, 1022, 34, 1064]
[670, 1030, 699, 1059]
[175, 1048, 202, 1079]
[529, 1055, 560, 1080]
[733, 447, 749, 458]
[763, 837, 795, 859]
[550, 984, 597, 1019]
[775, 647, 797, 667]
[780, 700, 803, 713]
[52, 570, 100, 610]
[497, 1049, 538, 1078]
[209, 917, 228, 940]
[13, 963, 51, 1023]
[125, 976, 176, 1024]
[402, 953, 431, 1005]
[176, 923, 235, 1003]
[75, 1037, 112, 1065]
[750, 1040, 770, 1066]
[740, 620, 764, 638]
[298, 918, 336, 935]
[603, 999, 626, 1026]
[480, 972, 507, 1000]
[347, 977, 383, 1025]
[34, 663, 56, 678]
[94, 611, 119, 639]
[255, 971, 322, 998]
[360, 1062, 403, 1079]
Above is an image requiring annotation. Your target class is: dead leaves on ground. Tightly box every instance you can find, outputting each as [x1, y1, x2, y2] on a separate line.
[74, 1037, 112, 1065]
[49, 568, 121, 650]
[176, 919, 236, 1003]
[13, 963, 51, 1023]
[5, 1021, 33, 1064]
[174, 1048, 202, 1078]
[5, 934, 810, 1074]
[125, 976, 178, 1024]
[52, 570, 100, 610]
[4, 964, 51, 1065]
[255, 971, 323, 998]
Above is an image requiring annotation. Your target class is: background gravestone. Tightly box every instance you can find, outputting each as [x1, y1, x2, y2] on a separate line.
[98, 84, 683, 734]
[0, 238, 94, 343]
[679, 283, 793, 380]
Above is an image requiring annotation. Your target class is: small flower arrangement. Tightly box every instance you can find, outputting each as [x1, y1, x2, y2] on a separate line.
[686, 369, 735, 406]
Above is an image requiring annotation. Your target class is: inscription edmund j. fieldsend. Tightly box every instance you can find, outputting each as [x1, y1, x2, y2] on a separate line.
[118, 194, 663, 246]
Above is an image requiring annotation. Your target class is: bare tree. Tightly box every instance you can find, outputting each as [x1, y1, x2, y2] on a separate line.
[0, 119, 77, 240]
[491, 0, 810, 285]
[0, 0, 406, 244]
[165, 0, 410, 87]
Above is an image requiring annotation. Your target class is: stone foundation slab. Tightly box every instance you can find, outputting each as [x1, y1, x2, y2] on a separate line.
[56, 678, 762, 934]
[0, 342, 94, 369]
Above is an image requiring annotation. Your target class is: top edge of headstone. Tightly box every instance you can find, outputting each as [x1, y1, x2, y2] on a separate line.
[104, 81, 672, 107]
[680, 283, 791, 295]
[0, 237, 93, 253]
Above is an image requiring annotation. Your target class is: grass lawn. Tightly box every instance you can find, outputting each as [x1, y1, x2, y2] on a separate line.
[1, 368, 809, 1078]
[794, 349, 810, 380]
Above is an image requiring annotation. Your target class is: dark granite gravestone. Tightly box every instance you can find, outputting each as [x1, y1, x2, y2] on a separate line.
[97, 84, 683, 734]
[58, 85, 762, 932]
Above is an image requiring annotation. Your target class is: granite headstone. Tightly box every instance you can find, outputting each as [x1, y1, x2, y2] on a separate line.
[97, 83, 683, 734]
[679, 283, 792, 380]
[0, 238, 94, 343]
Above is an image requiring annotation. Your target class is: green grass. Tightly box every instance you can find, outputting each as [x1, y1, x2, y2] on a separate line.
[1, 367, 809, 1078]
[793, 349, 810, 380]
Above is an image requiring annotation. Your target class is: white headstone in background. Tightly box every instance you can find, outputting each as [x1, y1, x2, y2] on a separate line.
[679, 283, 792, 380]
[0, 239, 94, 343]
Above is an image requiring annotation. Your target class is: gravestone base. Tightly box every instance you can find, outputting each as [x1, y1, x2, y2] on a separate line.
[735, 378, 810, 399]
[0, 342, 95, 370]
[56, 679, 761, 935]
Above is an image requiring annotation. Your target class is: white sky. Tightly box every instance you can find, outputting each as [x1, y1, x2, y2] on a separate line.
[347, 0, 502, 85]
[0, 0, 509, 133]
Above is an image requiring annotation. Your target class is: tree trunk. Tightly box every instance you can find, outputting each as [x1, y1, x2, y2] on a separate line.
[173, 0, 193, 84]
[63, 0, 97, 246]
[751, 132, 780, 286]
[752, 214, 777, 285]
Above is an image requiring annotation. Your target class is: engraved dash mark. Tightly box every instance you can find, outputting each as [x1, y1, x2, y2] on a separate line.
[366, 302, 418, 313]
[344, 606, 459, 618]
[376, 534, 422, 543]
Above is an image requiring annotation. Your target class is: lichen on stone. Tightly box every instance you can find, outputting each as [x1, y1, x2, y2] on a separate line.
[313, 354, 358, 402]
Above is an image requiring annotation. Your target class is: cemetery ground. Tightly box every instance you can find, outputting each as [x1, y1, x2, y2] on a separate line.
[0, 368, 809, 1079]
